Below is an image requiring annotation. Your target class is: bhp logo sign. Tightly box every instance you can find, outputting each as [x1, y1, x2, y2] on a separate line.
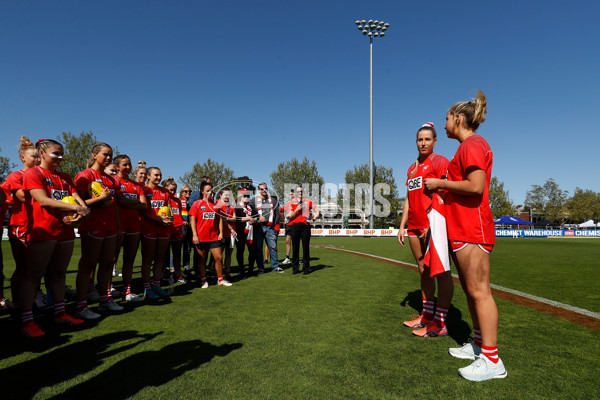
[565, 230, 575, 236]
[312, 229, 324, 235]
[381, 230, 393, 235]
[364, 230, 375, 235]
[345, 229, 358, 235]
[328, 229, 341, 235]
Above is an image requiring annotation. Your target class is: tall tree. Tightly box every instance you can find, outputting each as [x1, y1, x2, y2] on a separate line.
[339, 163, 401, 228]
[525, 178, 569, 223]
[566, 188, 600, 223]
[270, 157, 324, 201]
[0, 146, 16, 181]
[488, 177, 515, 218]
[57, 131, 98, 178]
[179, 158, 235, 191]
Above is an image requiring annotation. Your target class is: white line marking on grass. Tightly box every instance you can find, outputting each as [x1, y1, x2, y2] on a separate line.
[320, 246, 600, 320]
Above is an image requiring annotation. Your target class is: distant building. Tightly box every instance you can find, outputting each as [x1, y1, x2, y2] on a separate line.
[313, 202, 367, 229]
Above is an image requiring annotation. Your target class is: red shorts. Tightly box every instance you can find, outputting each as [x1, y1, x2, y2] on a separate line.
[9, 225, 27, 242]
[143, 231, 170, 240]
[120, 216, 141, 235]
[407, 228, 427, 238]
[79, 228, 119, 239]
[170, 225, 184, 241]
[450, 241, 493, 254]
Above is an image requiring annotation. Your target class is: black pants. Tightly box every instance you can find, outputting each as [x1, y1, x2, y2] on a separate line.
[291, 223, 311, 273]
[236, 233, 256, 274]
[182, 224, 192, 267]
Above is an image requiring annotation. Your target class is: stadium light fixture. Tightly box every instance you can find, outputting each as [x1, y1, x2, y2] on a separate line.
[355, 19, 390, 229]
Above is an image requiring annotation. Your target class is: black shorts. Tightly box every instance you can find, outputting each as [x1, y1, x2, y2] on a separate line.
[285, 224, 293, 236]
[195, 240, 221, 251]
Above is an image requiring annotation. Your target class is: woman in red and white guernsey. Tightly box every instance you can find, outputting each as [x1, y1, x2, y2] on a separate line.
[398, 123, 454, 338]
[1, 136, 40, 310]
[163, 178, 186, 284]
[424, 90, 506, 381]
[75, 142, 123, 319]
[189, 181, 231, 288]
[217, 187, 237, 281]
[20, 139, 90, 336]
[140, 166, 173, 298]
[113, 154, 148, 301]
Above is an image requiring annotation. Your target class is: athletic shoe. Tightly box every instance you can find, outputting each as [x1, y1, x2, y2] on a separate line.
[200, 281, 209, 289]
[403, 315, 431, 329]
[152, 286, 171, 297]
[273, 267, 284, 273]
[449, 339, 481, 360]
[281, 258, 291, 265]
[258, 268, 265, 274]
[112, 269, 122, 277]
[99, 299, 124, 312]
[412, 322, 448, 337]
[87, 289, 100, 303]
[64, 285, 77, 297]
[217, 280, 232, 287]
[111, 287, 122, 298]
[34, 290, 47, 308]
[458, 356, 507, 381]
[144, 289, 160, 299]
[54, 313, 84, 326]
[22, 321, 46, 338]
[125, 293, 144, 302]
[0, 297, 12, 309]
[76, 308, 101, 320]
[176, 275, 188, 284]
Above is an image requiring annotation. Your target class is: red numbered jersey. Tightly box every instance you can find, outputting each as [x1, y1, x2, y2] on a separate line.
[75, 168, 119, 233]
[115, 176, 144, 233]
[22, 166, 77, 241]
[142, 185, 172, 236]
[406, 153, 449, 230]
[445, 134, 495, 245]
[189, 199, 220, 242]
[287, 199, 315, 225]
[170, 196, 184, 228]
[2, 170, 27, 230]
[217, 200, 236, 238]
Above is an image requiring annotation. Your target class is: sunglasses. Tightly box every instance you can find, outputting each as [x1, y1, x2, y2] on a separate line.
[243, 195, 250, 198]
[182, 190, 190, 193]
[259, 187, 267, 191]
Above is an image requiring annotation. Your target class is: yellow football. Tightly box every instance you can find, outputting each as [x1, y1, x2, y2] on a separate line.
[61, 196, 80, 226]
[158, 206, 172, 218]
[87, 181, 112, 206]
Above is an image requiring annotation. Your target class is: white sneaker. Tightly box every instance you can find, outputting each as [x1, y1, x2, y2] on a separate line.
[87, 289, 100, 303]
[281, 258, 291, 265]
[34, 290, 47, 308]
[76, 307, 101, 320]
[217, 280, 232, 287]
[112, 269, 122, 277]
[201, 281, 209, 289]
[458, 356, 507, 381]
[125, 293, 144, 302]
[99, 299, 124, 312]
[449, 340, 481, 360]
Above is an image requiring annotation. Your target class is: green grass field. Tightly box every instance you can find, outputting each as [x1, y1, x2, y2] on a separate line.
[1, 237, 599, 399]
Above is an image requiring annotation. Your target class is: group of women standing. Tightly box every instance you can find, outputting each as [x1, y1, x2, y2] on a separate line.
[398, 91, 507, 381]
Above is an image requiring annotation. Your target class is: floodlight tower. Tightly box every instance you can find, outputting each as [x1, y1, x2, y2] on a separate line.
[355, 19, 389, 229]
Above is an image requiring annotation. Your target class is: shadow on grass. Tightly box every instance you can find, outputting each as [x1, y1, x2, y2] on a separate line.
[2, 330, 163, 399]
[49, 339, 243, 399]
[400, 289, 472, 344]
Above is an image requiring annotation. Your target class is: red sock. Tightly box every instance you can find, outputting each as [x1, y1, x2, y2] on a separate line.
[153, 280, 161, 288]
[125, 285, 132, 296]
[481, 345, 499, 363]
[88, 283, 95, 293]
[99, 294, 109, 304]
[76, 300, 87, 312]
[54, 301, 66, 316]
[201, 276, 207, 283]
[422, 299, 434, 321]
[218, 275, 224, 283]
[143, 282, 151, 291]
[474, 328, 482, 347]
[106, 288, 112, 299]
[21, 309, 34, 324]
[433, 306, 448, 328]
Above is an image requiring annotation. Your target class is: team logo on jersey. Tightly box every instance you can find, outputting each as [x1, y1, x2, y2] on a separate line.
[407, 176, 422, 191]
[151, 200, 164, 208]
[200, 206, 206, 211]
[51, 189, 69, 201]
[202, 212, 215, 220]
[123, 192, 137, 200]
[45, 178, 54, 187]
[172, 208, 180, 215]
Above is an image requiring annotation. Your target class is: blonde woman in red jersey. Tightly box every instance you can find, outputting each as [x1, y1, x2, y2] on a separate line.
[425, 90, 506, 381]
[217, 187, 237, 281]
[1, 136, 40, 309]
[19, 139, 90, 337]
[75, 143, 123, 319]
[140, 167, 173, 299]
[189, 181, 231, 288]
[113, 154, 148, 301]
[398, 123, 454, 338]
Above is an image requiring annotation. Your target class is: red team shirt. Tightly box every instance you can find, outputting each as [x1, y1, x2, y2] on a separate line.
[75, 168, 119, 235]
[170, 196, 184, 228]
[142, 185, 172, 238]
[217, 200, 235, 238]
[114, 175, 144, 234]
[2, 171, 27, 240]
[189, 199, 220, 242]
[22, 166, 77, 242]
[445, 134, 495, 245]
[406, 154, 449, 230]
[287, 199, 316, 225]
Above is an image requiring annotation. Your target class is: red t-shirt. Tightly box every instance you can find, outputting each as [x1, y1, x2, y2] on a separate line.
[189, 199, 220, 242]
[75, 168, 119, 233]
[217, 200, 236, 238]
[445, 134, 495, 245]
[142, 185, 172, 236]
[22, 166, 77, 241]
[287, 199, 316, 225]
[406, 153, 449, 230]
[2, 170, 27, 230]
[114, 175, 144, 232]
[170, 196, 184, 228]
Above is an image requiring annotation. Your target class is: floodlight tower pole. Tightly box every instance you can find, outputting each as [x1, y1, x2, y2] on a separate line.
[356, 19, 389, 229]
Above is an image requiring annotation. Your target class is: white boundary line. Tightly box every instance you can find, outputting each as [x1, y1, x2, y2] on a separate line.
[320, 246, 600, 320]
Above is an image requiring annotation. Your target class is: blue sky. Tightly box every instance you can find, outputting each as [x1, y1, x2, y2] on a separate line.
[1, 0, 599, 206]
